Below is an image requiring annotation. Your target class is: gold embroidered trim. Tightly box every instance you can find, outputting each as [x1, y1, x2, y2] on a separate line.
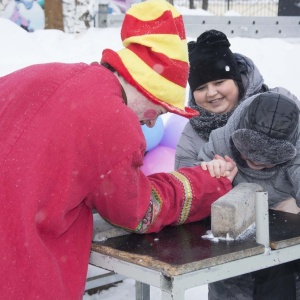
[135, 186, 162, 233]
[170, 171, 193, 224]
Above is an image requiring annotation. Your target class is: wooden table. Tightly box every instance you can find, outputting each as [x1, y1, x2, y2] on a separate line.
[90, 209, 300, 300]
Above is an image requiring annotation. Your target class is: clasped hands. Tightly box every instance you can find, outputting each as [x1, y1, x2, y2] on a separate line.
[200, 154, 238, 182]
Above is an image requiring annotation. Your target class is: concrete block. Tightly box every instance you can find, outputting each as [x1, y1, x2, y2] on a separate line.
[211, 183, 263, 239]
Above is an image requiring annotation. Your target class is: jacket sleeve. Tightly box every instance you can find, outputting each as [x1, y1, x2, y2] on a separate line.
[93, 152, 232, 234]
[175, 122, 205, 170]
[196, 129, 221, 162]
[287, 164, 300, 206]
[87, 99, 232, 234]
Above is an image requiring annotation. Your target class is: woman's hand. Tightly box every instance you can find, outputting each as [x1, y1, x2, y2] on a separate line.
[200, 154, 238, 182]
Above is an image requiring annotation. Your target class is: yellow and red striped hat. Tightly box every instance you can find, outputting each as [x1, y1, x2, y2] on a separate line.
[101, 0, 198, 118]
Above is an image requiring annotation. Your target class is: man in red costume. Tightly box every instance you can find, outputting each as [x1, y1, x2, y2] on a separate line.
[0, 0, 237, 299]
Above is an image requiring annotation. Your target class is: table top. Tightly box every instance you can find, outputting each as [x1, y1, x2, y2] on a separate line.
[91, 210, 300, 277]
[269, 210, 300, 249]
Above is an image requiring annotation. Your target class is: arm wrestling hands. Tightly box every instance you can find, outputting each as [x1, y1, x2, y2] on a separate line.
[201, 154, 238, 182]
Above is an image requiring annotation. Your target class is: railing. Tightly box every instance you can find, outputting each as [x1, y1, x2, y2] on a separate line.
[175, 0, 283, 17]
[182, 15, 300, 37]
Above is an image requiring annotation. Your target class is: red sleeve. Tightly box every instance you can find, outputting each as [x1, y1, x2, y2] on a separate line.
[144, 166, 232, 233]
[93, 153, 232, 234]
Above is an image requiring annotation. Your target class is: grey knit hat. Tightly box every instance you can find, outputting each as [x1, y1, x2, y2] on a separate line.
[231, 92, 299, 165]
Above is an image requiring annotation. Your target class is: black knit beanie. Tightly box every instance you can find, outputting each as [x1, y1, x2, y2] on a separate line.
[188, 30, 242, 92]
[232, 92, 299, 165]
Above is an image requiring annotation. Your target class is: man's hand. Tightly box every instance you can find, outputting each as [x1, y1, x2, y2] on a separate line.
[200, 154, 238, 182]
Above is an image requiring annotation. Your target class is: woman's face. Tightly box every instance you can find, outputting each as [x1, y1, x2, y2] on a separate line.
[193, 79, 239, 114]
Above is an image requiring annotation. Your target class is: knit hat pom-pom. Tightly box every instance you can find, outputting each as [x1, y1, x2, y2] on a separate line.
[196, 29, 231, 48]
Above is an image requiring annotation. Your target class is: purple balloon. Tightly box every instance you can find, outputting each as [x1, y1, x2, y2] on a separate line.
[141, 145, 176, 175]
[160, 114, 188, 149]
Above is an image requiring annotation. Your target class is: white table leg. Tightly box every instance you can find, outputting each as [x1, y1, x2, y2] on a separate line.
[136, 281, 150, 300]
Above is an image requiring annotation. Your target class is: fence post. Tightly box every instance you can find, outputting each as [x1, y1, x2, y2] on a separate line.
[96, 2, 108, 28]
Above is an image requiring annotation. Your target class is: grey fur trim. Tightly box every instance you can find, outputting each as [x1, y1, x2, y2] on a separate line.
[231, 129, 297, 165]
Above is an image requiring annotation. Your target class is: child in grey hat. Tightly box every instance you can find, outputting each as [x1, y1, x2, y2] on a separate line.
[200, 91, 299, 203]
[200, 91, 300, 300]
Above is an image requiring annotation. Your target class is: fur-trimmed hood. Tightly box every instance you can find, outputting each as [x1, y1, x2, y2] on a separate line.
[234, 53, 265, 100]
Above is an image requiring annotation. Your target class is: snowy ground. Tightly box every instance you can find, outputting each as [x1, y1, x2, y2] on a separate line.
[84, 266, 209, 299]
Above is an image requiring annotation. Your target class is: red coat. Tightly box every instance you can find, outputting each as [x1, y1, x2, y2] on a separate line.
[0, 62, 232, 299]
